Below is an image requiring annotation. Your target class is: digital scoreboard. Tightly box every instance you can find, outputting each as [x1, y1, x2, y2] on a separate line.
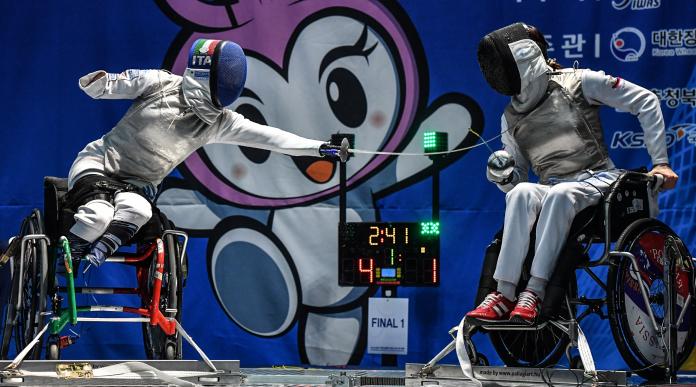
[338, 222, 440, 286]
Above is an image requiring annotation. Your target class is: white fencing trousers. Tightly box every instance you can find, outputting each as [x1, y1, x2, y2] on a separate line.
[69, 192, 152, 243]
[493, 170, 621, 286]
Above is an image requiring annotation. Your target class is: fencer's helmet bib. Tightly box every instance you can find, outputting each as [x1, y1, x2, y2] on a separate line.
[477, 23, 546, 96]
[188, 39, 247, 108]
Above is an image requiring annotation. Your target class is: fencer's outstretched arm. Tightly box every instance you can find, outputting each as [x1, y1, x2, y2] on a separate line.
[78, 69, 174, 100]
[212, 110, 324, 157]
[581, 70, 668, 166]
[488, 115, 530, 193]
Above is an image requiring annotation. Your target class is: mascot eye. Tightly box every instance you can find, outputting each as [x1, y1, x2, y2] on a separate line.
[236, 103, 271, 164]
[325, 67, 367, 128]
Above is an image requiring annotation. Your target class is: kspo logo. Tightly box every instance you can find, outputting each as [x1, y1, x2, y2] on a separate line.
[611, 124, 696, 149]
[610, 27, 646, 62]
[612, 0, 661, 10]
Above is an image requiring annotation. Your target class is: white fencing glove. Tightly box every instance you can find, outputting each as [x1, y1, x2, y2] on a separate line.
[486, 150, 516, 185]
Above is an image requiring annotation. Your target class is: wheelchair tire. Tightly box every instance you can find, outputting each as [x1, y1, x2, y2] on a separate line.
[0, 211, 48, 360]
[489, 274, 577, 368]
[1, 255, 19, 359]
[19, 211, 49, 360]
[142, 232, 184, 360]
[607, 218, 696, 380]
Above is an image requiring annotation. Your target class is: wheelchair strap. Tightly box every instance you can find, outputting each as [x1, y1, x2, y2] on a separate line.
[577, 325, 597, 377]
[455, 317, 482, 386]
[64, 174, 149, 210]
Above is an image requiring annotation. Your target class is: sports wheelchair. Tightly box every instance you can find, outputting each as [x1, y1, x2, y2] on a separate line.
[422, 170, 695, 381]
[1, 177, 189, 361]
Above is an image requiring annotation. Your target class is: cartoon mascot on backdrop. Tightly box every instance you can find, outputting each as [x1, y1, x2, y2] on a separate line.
[155, 0, 483, 365]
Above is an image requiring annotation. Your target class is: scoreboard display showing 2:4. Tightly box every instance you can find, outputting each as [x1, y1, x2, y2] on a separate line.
[338, 222, 440, 286]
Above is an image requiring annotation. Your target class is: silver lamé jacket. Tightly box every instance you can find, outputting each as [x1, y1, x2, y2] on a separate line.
[68, 69, 324, 190]
[497, 68, 668, 190]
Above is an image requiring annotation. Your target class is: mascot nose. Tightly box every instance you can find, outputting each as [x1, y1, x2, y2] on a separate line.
[305, 159, 335, 183]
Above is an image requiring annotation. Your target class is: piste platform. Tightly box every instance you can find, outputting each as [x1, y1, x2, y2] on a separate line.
[1, 360, 696, 387]
[0, 360, 240, 386]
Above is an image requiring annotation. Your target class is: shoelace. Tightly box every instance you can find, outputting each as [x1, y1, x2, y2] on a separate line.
[479, 293, 502, 307]
[516, 291, 538, 309]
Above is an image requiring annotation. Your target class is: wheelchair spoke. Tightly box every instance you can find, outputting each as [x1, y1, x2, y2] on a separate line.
[607, 219, 696, 380]
[507, 331, 523, 352]
[533, 331, 542, 363]
[522, 333, 532, 362]
[491, 289, 575, 367]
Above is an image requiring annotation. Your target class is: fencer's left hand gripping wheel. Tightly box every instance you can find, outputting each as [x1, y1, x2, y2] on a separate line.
[319, 138, 350, 163]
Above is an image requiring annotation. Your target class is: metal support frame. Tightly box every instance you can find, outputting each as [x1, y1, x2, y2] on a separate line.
[663, 236, 679, 383]
[50, 236, 178, 337]
[429, 156, 442, 222]
[612, 251, 662, 333]
[7, 315, 217, 373]
[2, 360, 241, 386]
[417, 171, 687, 384]
[4, 225, 205, 372]
[407, 363, 628, 386]
[162, 229, 189, 270]
[419, 244, 679, 382]
[15, 234, 51, 312]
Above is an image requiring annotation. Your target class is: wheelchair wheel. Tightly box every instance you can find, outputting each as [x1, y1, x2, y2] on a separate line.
[608, 218, 696, 380]
[1, 253, 19, 359]
[142, 233, 183, 360]
[489, 274, 577, 367]
[1, 211, 48, 360]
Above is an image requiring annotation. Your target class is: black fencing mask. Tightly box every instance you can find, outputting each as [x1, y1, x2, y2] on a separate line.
[477, 23, 548, 96]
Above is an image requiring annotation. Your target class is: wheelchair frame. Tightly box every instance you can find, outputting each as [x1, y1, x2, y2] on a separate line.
[47, 232, 187, 345]
[0, 178, 217, 373]
[418, 171, 695, 383]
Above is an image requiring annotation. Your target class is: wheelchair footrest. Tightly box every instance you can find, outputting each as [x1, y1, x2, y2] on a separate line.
[467, 317, 550, 331]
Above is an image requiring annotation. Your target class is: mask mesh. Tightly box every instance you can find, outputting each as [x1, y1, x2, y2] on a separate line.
[477, 22, 531, 96]
[212, 42, 247, 108]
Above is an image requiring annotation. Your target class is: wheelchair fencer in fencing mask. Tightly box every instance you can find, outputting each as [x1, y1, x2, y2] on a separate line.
[417, 22, 694, 383]
[469, 21, 679, 325]
[419, 168, 695, 382]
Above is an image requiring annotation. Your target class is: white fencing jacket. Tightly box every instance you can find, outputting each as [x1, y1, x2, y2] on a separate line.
[496, 68, 668, 192]
[68, 69, 324, 189]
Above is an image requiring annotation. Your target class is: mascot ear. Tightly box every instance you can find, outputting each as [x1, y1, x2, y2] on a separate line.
[158, 0, 248, 29]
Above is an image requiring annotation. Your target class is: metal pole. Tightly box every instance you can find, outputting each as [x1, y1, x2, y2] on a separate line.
[340, 161, 346, 224]
[664, 237, 679, 383]
[432, 158, 440, 222]
[381, 286, 398, 367]
[331, 133, 353, 225]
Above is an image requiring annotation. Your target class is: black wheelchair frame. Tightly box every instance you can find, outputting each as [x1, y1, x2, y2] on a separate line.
[421, 170, 695, 382]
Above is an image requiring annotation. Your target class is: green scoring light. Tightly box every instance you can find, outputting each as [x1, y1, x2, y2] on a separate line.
[423, 131, 448, 153]
[420, 221, 440, 236]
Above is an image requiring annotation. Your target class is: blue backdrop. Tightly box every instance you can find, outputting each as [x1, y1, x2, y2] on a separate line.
[0, 0, 694, 371]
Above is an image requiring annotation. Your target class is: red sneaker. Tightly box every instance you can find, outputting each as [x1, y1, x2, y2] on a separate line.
[466, 291, 516, 321]
[509, 290, 541, 324]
